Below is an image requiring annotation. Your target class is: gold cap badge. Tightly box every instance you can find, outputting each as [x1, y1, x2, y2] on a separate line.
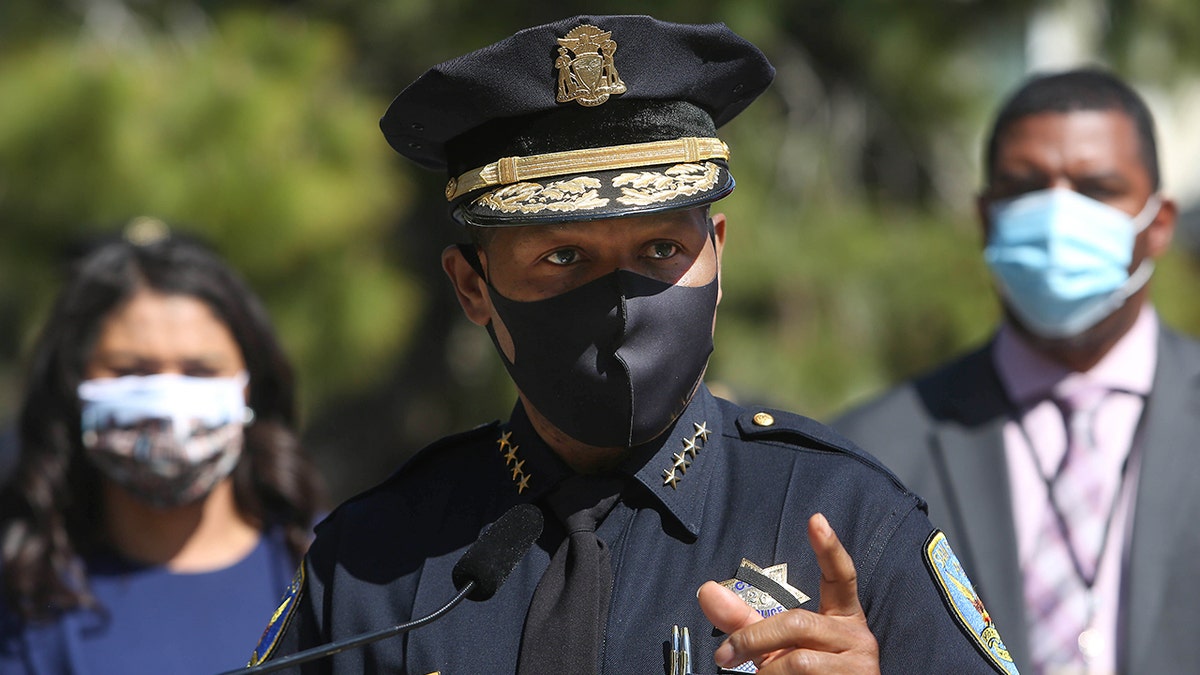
[556, 25, 627, 107]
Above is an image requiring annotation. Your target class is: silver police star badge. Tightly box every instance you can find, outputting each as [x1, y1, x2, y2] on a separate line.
[719, 558, 810, 618]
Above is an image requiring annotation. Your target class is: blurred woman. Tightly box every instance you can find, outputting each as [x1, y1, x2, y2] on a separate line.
[0, 222, 326, 674]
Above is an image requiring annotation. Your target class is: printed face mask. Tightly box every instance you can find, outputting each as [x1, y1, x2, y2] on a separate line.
[485, 267, 718, 448]
[984, 188, 1160, 339]
[78, 372, 251, 508]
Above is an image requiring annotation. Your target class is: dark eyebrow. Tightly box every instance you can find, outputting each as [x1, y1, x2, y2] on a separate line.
[94, 351, 237, 369]
[92, 350, 154, 364]
[989, 165, 1048, 184]
[180, 355, 238, 368]
[1071, 169, 1131, 186]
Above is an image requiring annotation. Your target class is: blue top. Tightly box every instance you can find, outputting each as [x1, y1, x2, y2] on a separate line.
[0, 529, 295, 675]
[261, 386, 1018, 674]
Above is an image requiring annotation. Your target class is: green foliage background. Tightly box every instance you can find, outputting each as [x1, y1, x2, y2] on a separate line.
[3, 0, 1199, 500]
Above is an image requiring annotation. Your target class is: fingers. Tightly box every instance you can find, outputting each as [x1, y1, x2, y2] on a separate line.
[700, 514, 879, 673]
[697, 580, 762, 635]
[808, 513, 863, 617]
[711, 605, 863, 668]
[753, 648, 876, 675]
[712, 608, 804, 667]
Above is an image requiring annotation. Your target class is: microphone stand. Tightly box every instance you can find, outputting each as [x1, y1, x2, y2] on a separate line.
[215, 581, 476, 675]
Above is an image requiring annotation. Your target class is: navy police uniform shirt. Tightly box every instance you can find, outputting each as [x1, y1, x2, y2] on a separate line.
[257, 385, 1017, 674]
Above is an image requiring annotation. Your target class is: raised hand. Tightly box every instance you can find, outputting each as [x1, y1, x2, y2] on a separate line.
[697, 513, 880, 674]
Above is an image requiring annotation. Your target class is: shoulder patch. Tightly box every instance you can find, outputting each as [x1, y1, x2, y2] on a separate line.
[249, 560, 306, 666]
[923, 530, 1019, 674]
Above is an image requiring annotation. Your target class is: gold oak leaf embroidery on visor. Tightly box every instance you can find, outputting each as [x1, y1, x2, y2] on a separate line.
[614, 162, 722, 206]
[474, 176, 610, 214]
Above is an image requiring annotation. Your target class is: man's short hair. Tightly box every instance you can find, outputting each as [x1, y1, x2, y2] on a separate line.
[984, 68, 1160, 189]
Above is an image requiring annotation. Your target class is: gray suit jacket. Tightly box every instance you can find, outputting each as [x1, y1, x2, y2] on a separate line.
[832, 326, 1200, 674]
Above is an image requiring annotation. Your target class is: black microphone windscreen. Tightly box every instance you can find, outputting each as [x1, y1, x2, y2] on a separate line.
[451, 503, 544, 602]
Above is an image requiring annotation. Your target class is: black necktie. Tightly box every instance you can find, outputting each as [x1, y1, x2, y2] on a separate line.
[517, 475, 622, 674]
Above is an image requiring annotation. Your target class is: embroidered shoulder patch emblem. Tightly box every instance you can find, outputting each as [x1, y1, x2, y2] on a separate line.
[248, 560, 306, 666]
[924, 531, 1018, 674]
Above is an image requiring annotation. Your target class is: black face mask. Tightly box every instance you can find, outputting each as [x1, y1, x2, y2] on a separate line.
[479, 259, 718, 448]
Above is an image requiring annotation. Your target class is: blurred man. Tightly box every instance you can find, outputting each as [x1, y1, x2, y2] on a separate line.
[834, 68, 1198, 674]
[252, 15, 1015, 674]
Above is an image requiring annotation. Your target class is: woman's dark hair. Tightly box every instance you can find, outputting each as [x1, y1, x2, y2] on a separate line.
[0, 229, 326, 621]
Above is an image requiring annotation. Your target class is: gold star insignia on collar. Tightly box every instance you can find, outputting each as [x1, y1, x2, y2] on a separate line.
[672, 451, 692, 473]
[497, 429, 531, 494]
[661, 420, 710, 490]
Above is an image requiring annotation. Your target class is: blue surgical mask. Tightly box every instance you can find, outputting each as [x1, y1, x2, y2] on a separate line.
[984, 188, 1160, 339]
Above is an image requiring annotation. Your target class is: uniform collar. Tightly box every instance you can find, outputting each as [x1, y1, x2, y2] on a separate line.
[497, 386, 721, 539]
[624, 385, 719, 539]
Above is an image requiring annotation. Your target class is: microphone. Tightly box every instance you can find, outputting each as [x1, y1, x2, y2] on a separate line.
[218, 503, 544, 675]
[452, 503, 543, 601]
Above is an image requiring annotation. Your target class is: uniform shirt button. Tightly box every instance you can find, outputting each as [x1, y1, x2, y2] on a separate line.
[752, 412, 775, 427]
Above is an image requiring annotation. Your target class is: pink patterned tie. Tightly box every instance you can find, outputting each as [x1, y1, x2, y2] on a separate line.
[1024, 381, 1109, 673]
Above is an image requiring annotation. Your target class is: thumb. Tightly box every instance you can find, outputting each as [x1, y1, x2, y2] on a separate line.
[697, 580, 762, 634]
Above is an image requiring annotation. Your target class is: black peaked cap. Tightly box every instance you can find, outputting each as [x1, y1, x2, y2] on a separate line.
[381, 15, 775, 226]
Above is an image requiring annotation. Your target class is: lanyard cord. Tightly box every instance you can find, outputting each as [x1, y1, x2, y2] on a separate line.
[1010, 390, 1146, 589]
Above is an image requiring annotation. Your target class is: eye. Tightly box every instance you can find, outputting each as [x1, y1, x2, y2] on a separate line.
[1076, 184, 1122, 203]
[180, 358, 228, 378]
[988, 172, 1049, 201]
[543, 248, 580, 266]
[645, 241, 679, 260]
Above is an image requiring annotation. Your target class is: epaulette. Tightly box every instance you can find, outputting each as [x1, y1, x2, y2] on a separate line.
[732, 406, 914, 497]
[734, 406, 857, 453]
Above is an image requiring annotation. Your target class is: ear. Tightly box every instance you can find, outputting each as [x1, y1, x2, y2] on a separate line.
[1145, 196, 1177, 259]
[442, 245, 493, 327]
[711, 212, 727, 304]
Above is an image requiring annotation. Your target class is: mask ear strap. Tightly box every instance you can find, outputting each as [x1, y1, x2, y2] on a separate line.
[706, 217, 722, 285]
[1133, 193, 1162, 233]
[456, 243, 488, 282]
